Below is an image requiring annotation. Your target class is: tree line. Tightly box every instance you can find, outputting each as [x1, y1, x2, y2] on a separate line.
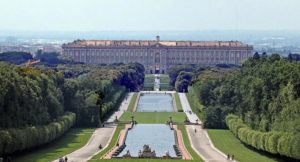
[0, 61, 144, 156]
[188, 54, 300, 160]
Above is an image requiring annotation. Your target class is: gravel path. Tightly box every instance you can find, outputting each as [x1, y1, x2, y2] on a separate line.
[178, 93, 228, 162]
[52, 93, 134, 162]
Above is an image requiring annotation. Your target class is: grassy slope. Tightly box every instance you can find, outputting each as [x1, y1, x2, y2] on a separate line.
[127, 93, 138, 112]
[186, 86, 204, 121]
[159, 74, 170, 90]
[143, 74, 154, 89]
[13, 128, 94, 162]
[207, 129, 278, 162]
[174, 92, 183, 111]
[120, 112, 186, 124]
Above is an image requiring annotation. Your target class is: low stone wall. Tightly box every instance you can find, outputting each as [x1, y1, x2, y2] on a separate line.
[103, 124, 133, 159]
[173, 125, 192, 160]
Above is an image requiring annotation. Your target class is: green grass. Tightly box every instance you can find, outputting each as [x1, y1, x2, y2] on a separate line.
[143, 74, 155, 89]
[186, 86, 204, 121]
[91, 125, 125, 160]
[207, 129, 279, 162]
[120, 112, 187, 124]
[13, 128, 95, 162]
[127, 93, 138, 112]
[159, 75, 170, 90]
[177, 125, 203, 161]
[174, 93, 183, 112]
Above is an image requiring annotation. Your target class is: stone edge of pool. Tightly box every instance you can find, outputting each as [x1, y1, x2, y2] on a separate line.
[103, 123, 192, 160]
[135, 91, 177, 112]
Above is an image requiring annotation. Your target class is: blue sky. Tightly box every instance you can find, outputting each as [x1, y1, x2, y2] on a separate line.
[0, 0, 299, 31]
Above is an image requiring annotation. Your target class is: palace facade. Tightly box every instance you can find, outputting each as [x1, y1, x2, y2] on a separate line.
[62, 36, 253, 73]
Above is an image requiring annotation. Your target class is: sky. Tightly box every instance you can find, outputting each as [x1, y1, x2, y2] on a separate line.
[0, 0, 300, 31]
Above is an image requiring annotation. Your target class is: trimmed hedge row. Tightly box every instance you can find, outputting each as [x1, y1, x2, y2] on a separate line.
[101, 85, 126, 120]
[226, 114, 300, 160]
[0, 112, 76, 156]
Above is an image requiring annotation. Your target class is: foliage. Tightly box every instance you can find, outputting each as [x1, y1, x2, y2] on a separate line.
[0, 52, 32, 64]
[0, 112, 76, 156]
[191, 55, 300, 132]
[35, 51, 80, 66]
[62, 62, 144, 127]
[226, 114, 300, 160]
[207, 129, 278, 162]
[167, 65, 195, 89]
[0, 62, 65, 128]
[189, 55, 300, 159]
[13, 128, 94, 162]
[0, 62, 145, 156]
[175, 71, 193, 92]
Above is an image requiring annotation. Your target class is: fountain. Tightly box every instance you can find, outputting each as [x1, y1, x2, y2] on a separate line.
[138, 145, 156, 158]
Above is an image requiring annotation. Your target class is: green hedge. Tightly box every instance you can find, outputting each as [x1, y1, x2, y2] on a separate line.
[226, 114, 300, 160]
[0, 112, 76, 156]
[101, 85, 126, 120]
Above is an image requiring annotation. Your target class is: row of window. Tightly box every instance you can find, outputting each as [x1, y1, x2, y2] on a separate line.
[65, 49, 251, 57]
[70, 52, 250, 60]
[74, 55, 246, 64]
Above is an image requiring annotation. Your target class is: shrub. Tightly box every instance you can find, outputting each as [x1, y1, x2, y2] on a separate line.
[0, 112, 76, 156]
[226, 114, 300, 160]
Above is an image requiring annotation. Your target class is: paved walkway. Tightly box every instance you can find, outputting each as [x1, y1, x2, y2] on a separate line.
[178, 93, 228, 162]
[154, 74, 160, 91]
[173, 125, 192, 160]
[53, 93, 134, 162]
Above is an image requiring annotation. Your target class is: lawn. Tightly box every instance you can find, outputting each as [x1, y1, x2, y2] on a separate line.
[174, 93, 183, 112]
[207, 129, 280, 162]
[186, 86, 204, 121]
[159, 74, 170, 90]
[143, 74, 155, 90]
[120, 112, 187, 124]
[159, 74, 170, 83]
[127, 93, 138, 112]
[13, 128, 95, 162]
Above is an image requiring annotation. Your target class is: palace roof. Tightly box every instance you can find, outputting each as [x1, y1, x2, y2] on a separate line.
[63, 38, 251, 48]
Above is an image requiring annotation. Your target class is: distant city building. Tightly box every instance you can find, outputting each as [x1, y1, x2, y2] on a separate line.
[62, 36, 253, 73]
[0, 44, 62, 56]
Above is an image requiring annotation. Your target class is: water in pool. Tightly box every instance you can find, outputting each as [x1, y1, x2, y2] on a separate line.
[137, 93, 173, 112]
[118, 124, 176, 157]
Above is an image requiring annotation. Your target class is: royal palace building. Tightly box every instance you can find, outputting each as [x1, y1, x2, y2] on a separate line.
[62, 36, 253, 73]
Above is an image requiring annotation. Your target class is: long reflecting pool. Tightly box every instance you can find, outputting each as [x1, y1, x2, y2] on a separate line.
[118, 124, 176, 157]
[137, 93, 173, 112]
